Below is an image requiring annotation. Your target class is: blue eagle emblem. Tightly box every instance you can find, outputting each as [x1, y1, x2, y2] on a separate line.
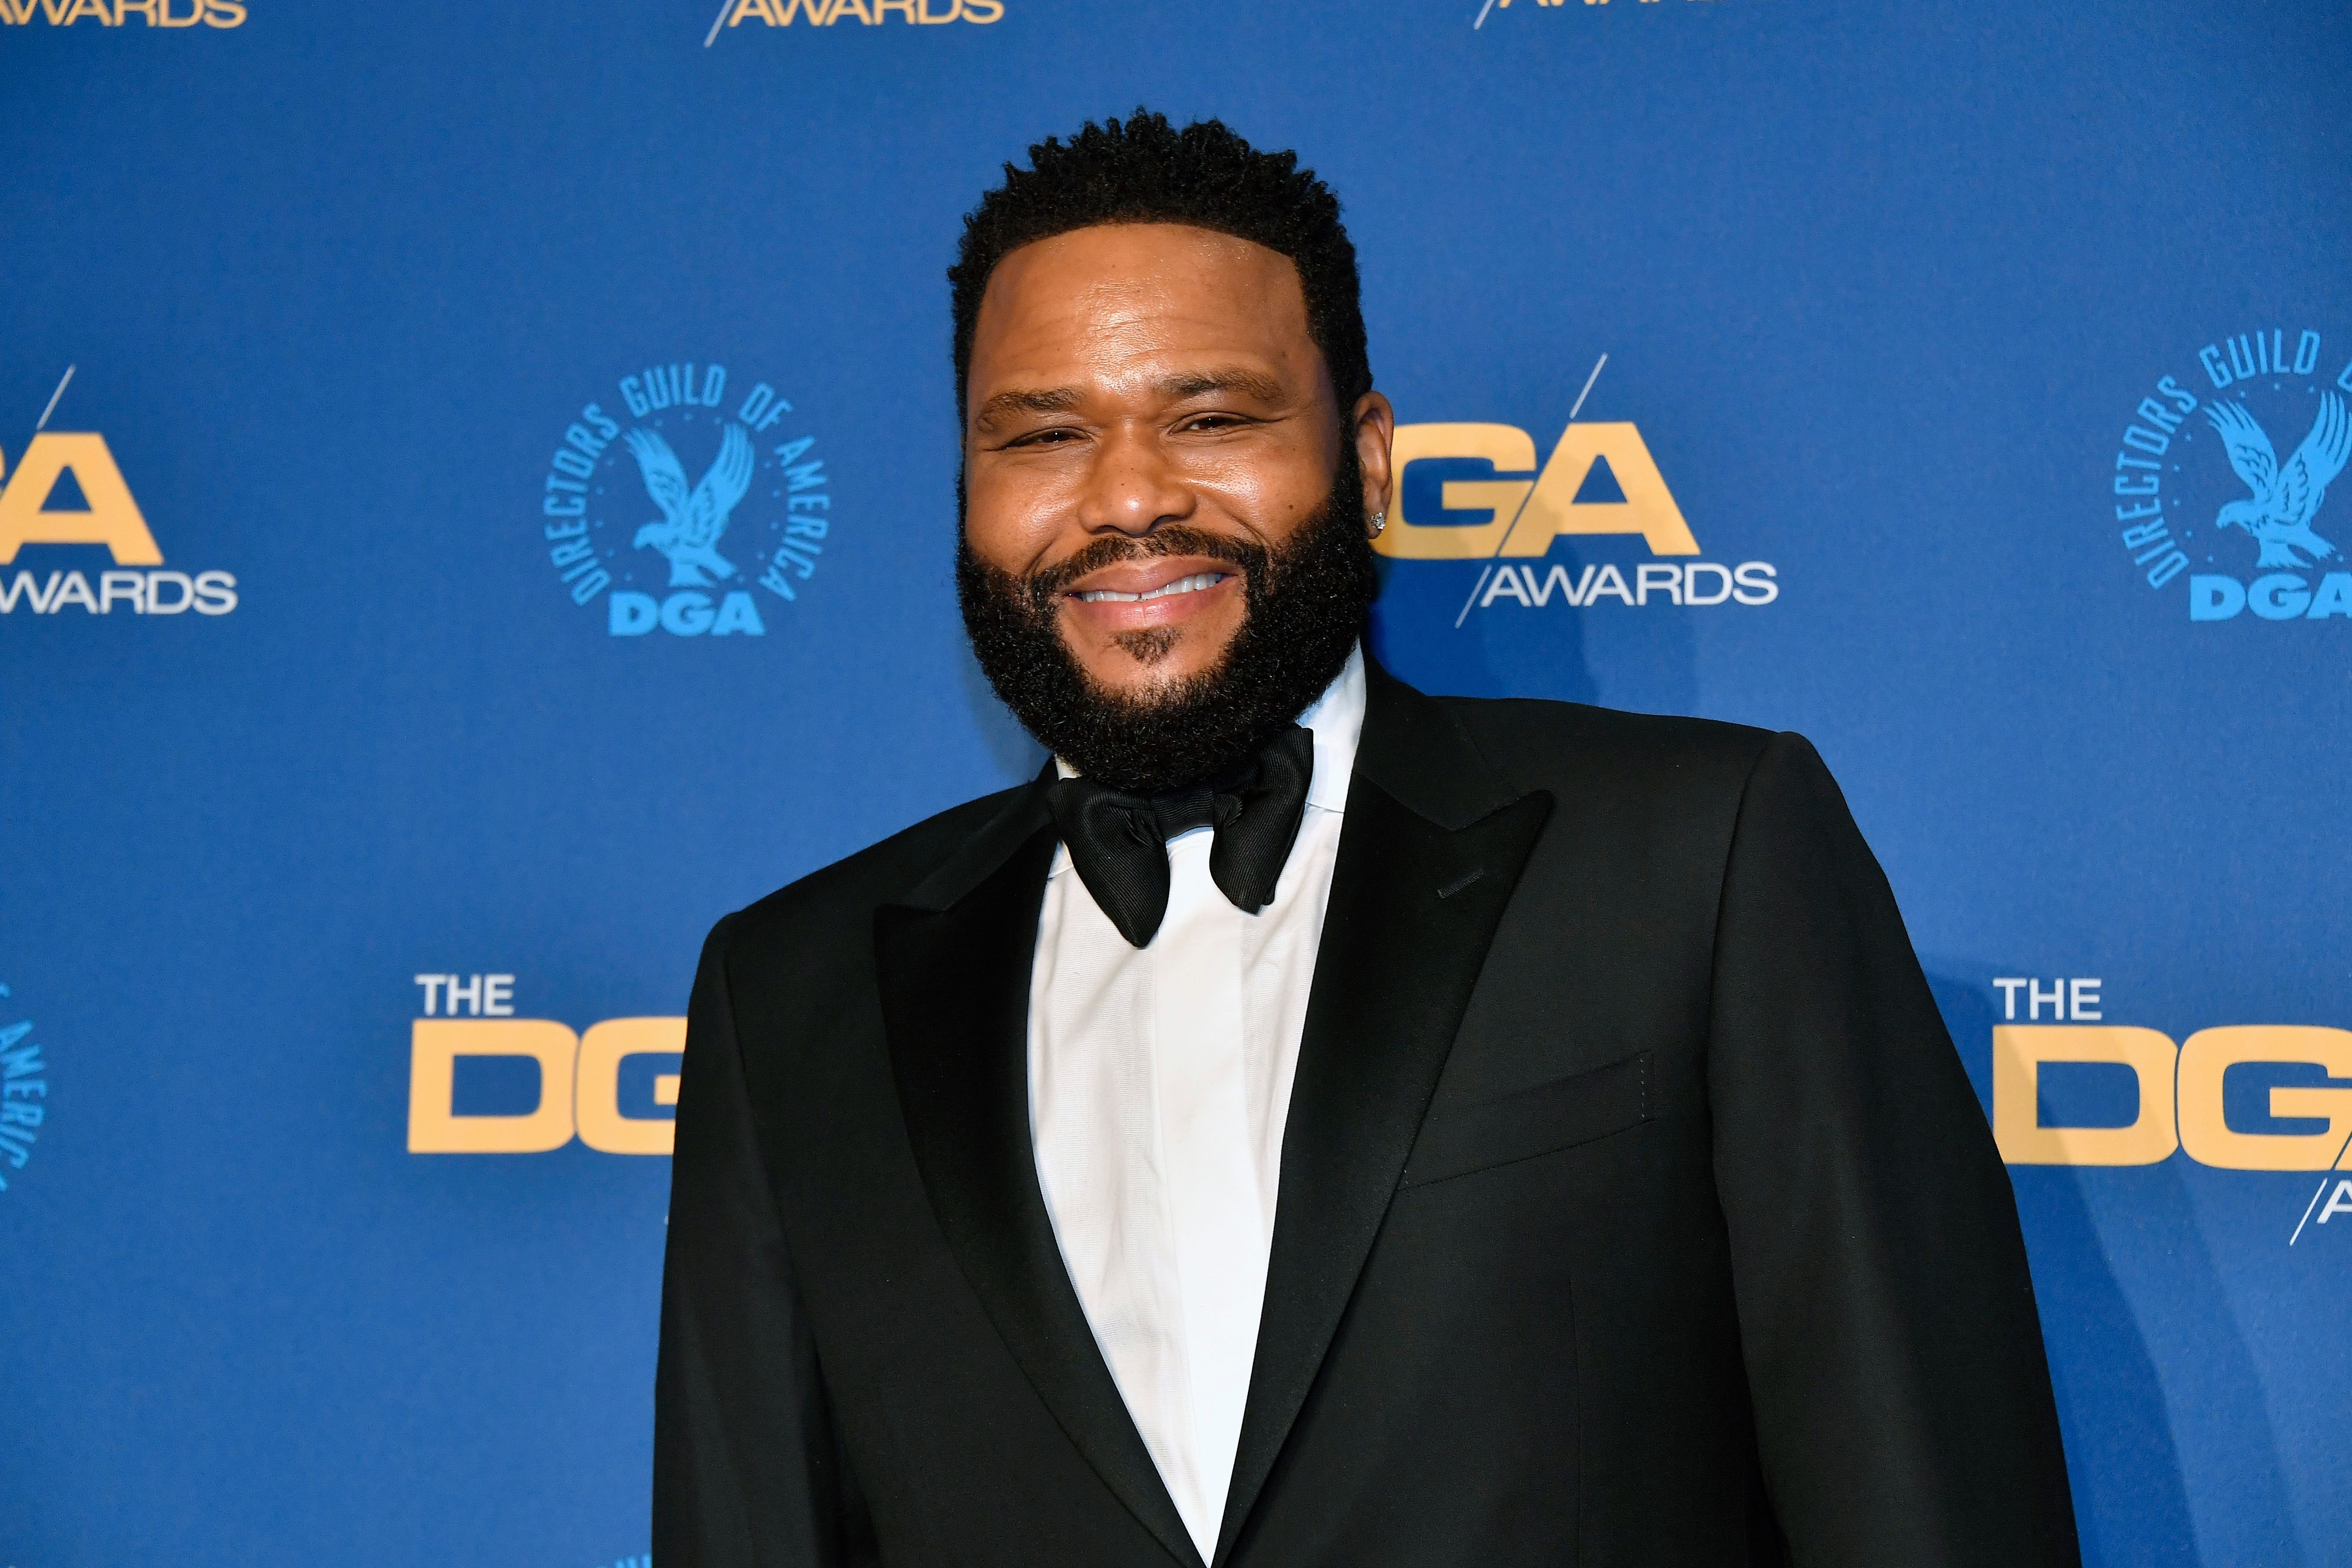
[2203, 392, 2351, 569]
[623, 422, 755, 587]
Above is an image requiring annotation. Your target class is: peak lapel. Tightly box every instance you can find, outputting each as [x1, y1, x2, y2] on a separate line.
[877, 784, 1203, 1568]
[1214, 667, 1554, 1562]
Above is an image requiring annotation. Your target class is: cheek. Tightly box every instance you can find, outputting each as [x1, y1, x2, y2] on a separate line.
[1226, 479, 1324, 549]
[1187, 446, 1333, 543]
[962, 462, 1065, 570]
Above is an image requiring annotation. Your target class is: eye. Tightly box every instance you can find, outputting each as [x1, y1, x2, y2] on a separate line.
[1005, 427, 1083, 449]
[1180, 413, 1249, 433]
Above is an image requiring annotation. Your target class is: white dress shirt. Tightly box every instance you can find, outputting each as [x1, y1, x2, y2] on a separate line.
[1027, 644, 1366, 1560]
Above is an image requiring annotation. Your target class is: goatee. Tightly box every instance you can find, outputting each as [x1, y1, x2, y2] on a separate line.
[957, 453, 1379, 795]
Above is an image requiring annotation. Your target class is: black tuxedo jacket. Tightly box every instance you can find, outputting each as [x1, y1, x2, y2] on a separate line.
[654, 664, 2077, 1568]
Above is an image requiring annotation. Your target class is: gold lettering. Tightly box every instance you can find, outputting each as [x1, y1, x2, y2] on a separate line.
[406, 1020, 578, 1155]
[575, 1018, 684, 1156]
[0, 433, 163, 566]
[1504, 421, 1698, 556]
[1992, 1026, 2179, 1166]
[2179, 1026, 2352, 1171]
[1373, 423, 1537, 560]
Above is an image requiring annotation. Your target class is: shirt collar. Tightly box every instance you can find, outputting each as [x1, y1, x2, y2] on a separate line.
[1296, 641, 1365, 815]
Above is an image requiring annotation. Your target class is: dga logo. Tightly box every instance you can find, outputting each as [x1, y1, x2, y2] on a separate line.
[405, 971, 680, 1155]
[1989, 975, 2352, 1245]
[540, 361, 832, 638]
[2108, 326, 2352, 622]
[0, 982, 53, 1194]
[1, 369, 239, 619]
[0, 0, 241, 25]
[706, 0, 999, 39]
[1377, 358, 1777, 620]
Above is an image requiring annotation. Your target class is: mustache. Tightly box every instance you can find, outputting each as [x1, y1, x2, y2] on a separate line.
[1022, 527, 1270, 610]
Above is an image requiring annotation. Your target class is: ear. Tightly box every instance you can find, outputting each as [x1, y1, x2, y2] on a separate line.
[1351, 390, 1396, 526]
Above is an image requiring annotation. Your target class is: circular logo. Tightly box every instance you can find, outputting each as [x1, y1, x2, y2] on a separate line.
[538, 361, 833, 637]
[2110, 326, 2352, 623]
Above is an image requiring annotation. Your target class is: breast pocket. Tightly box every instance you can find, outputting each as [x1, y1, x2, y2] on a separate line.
[1400, 1051, 1654, 1188]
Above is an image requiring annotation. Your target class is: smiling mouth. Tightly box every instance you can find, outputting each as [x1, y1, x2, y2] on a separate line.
[1070, 572, 1232, 604]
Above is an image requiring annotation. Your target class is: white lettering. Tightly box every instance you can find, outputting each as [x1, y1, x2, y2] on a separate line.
[446, 974, 482, 1016]
[1993, 977, 2028, 1020]
[2029, 977, 2066, 1020]
[99, 570, 146, 614]
[1585, 563, 1634, 605]
[1480, 567, 1531, 608]
[1682, 562, 1732, 605]
[1731, 561, 1778, 605]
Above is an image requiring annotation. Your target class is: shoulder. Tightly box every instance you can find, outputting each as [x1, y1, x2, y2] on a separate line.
[1432, 692, 1784, 801]
[708, 783, 1029, 958]
[1412, 693, 1865, 925]
[1428, 693, 1860, 871]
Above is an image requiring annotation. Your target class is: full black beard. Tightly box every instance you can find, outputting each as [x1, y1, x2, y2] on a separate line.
[957, 452, 1379, 795]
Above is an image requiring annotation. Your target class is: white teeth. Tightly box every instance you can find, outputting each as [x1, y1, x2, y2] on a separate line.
[1075, 572, 1228, 604]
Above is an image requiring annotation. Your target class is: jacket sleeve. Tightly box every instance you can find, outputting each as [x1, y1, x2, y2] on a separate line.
[654, 915, 875, 1566]
[1706, 734, 2079, 1565]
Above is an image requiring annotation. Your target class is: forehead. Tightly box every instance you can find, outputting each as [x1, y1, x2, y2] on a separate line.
[968, 223, 1316, 389]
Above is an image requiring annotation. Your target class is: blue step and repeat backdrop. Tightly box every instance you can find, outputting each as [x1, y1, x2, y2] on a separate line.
[4, 0, 2348, 1562]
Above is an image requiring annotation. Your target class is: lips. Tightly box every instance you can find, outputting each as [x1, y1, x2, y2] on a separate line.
[1057, 548, 1246, 607]
[1072, 571, 1230, 604]
[1053, 552, 1245, 634]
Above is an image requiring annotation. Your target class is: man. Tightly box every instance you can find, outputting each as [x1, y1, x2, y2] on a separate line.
[654, 112, 2077, 1567]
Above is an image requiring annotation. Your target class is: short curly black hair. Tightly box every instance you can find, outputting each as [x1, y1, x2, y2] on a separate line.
[949, 110, 1371, 423]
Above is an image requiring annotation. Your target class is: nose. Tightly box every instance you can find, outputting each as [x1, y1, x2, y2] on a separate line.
[1075, 423, 1194, 537]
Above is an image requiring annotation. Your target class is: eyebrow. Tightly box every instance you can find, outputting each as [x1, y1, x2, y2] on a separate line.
[971, 385, 1087, 431]
[969, 366, 1291, 433]
[1155, 366, 1287, 404]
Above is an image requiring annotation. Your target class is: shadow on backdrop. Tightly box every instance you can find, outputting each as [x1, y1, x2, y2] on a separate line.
[1370, 550, 1601, 709]
[1926, 972, 2307, 1567]
[1370, 540, 1716, 720]
[956, 636, 1048, 786]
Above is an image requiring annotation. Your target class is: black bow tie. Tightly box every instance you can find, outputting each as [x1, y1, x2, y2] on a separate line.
[1045, 725, 1316, 948]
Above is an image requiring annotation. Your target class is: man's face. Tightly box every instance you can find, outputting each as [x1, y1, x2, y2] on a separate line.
[961, 223, 1393, 701]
